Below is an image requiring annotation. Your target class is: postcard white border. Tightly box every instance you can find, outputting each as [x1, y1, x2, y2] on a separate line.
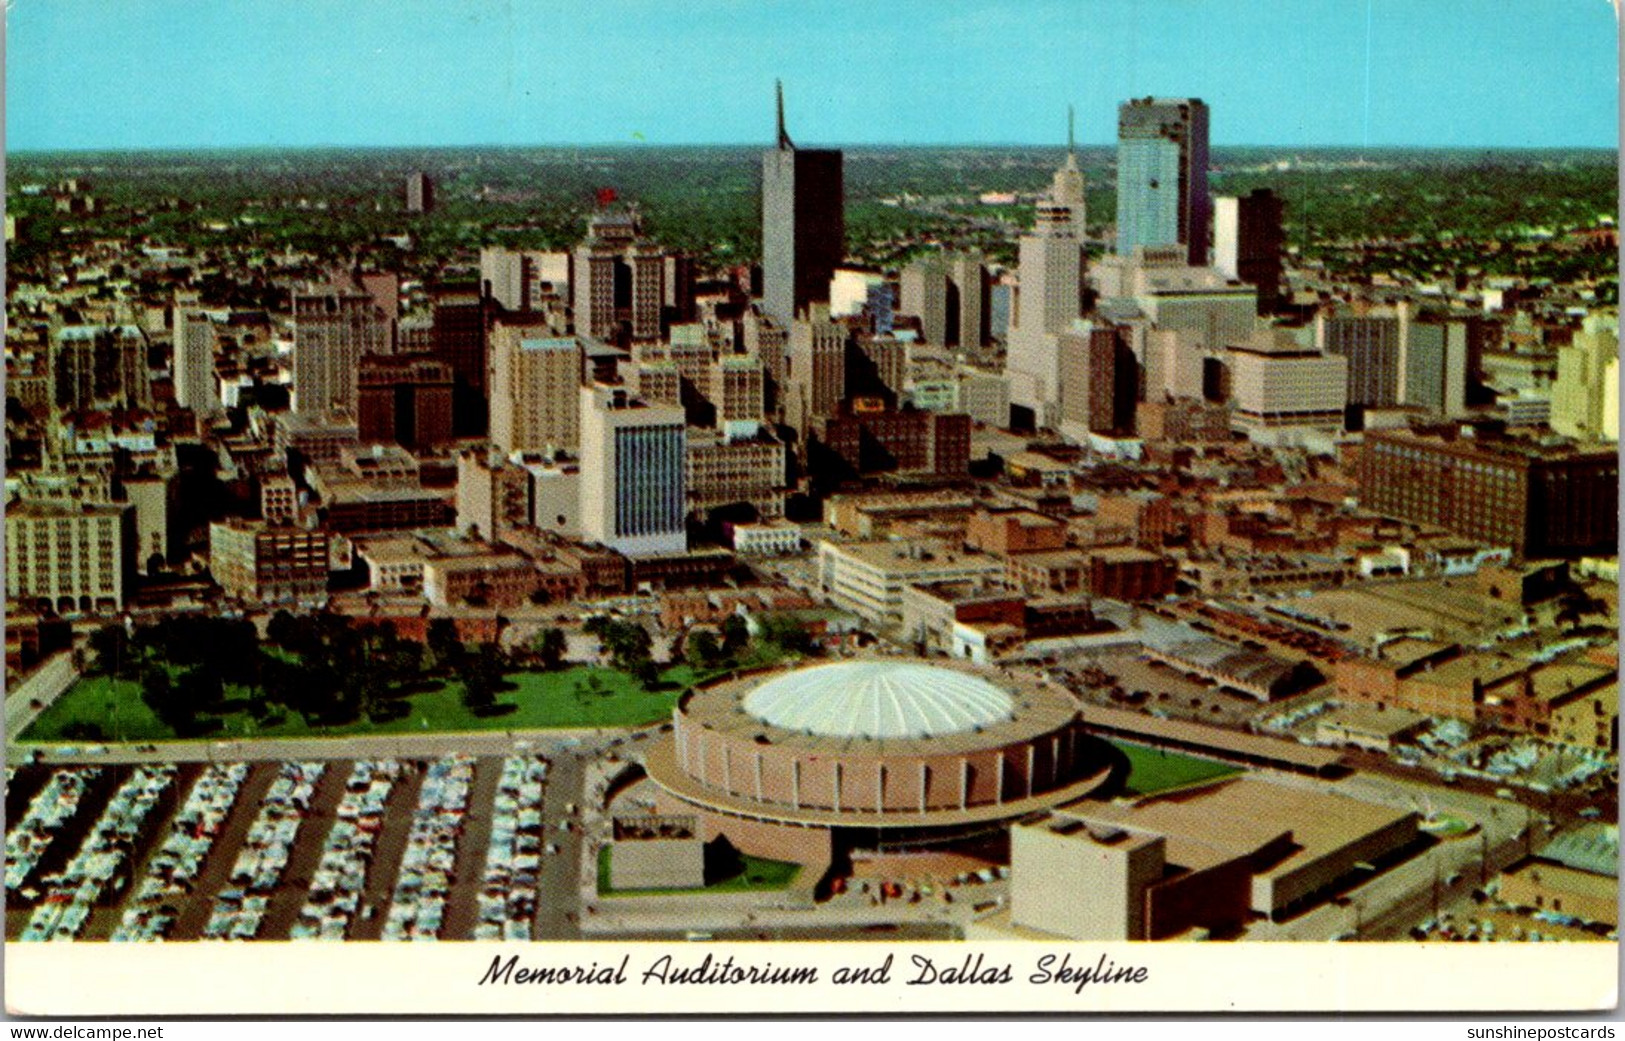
[4, 940, 1617, 1016]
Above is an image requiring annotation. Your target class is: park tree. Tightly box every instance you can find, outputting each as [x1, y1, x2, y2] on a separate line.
[378, 632, 424, 687]
[461, 642, 508, 712]
[686, 629, 721, 671]
[720, 615, 749, 657]
[88, 623, 136, 679]
[428, 618, 463, 673]
[602, 620, 656, 678]
[758, 614, 814, 655]
[267, 609, 301, 650]
[174, 666, 225, 715]
[138, 664, 173, 705]
[534, 628, 568, 671]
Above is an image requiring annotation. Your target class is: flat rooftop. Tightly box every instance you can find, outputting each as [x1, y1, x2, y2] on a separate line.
[1538, 824, 1619, 879]
[1525, 663, 1616, 705]
[1317, 704, 1428, 739]
[825, 539, 1003, 576]
[1076, 703, 1343, 772]
[1061, 777, 1415, 879]
[1368, 427, 1616, 463]
[1285, 581, 1528, 646]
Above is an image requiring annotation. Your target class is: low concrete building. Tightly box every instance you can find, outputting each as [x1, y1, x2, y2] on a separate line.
[1314, 704, 1429, 752]
[731, 521, 804, 557]
[1011, 818, 1166, 940]
[607, 815, 706, 891]
[817, 538, 1004, 630]
[6, 500, 136, 614]
[354, 535, 434, 595]
[1145, 631, 1319, 701]
[1012, 776, 1421, 937]
[1498, 825, 1619, 928]
[422, 550, 581, 609]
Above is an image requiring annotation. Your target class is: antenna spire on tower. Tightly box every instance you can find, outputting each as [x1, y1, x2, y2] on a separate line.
[776, 80, 794, 149]
[1067, 104, 1075, 155]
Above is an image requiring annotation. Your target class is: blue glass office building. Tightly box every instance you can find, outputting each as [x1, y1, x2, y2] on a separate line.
[1115, 98, 1210, 266]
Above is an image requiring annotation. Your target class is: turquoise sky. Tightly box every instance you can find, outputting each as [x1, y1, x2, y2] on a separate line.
[7, 0, 1619, 150]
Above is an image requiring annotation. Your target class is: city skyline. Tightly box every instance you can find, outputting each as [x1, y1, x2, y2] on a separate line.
[7, 0, 1619, 152]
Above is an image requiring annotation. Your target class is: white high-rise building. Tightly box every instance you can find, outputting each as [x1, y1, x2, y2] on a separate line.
[174, 310, 221, 414]
[579, 384, 687, 558]
[480, 247, 570, 312]
[291, 283, 390, 419]
[1004, 200, 1082, 426]
[1050, 106, 1087, 240]
[490, 331, 582, 456]
[1551, 313, 1620, 442]
[1226, 333, 1347, 444]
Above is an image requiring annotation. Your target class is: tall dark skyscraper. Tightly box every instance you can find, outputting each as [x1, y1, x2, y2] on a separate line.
[429, 284, 489, 436]
[1214, 188, 1285, 313]
[761, 82, 844, 326]
[1115, 97, 1210, 267]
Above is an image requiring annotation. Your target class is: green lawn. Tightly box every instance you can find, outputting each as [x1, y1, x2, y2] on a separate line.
[597, 846, 802, 897]
[1112, 740, 1241, 796]
[22, 664, 687, 744]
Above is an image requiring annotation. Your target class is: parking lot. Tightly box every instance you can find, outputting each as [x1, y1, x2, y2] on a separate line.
[5, 754, 571, 943]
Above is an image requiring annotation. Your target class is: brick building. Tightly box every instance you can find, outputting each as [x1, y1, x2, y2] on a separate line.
[811, 406, 971, 481]
[208, 520, 330, 604]
[1361, 428, 1618, 558]
[356, 354, 454, 450]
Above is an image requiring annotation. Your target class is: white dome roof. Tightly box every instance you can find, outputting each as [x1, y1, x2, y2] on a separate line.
[742, 662, 1015, 740]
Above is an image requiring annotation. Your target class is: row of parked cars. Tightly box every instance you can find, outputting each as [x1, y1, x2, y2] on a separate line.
[22, 766, 175, 942]
[474, 756, 551, 941]
[291, 759, 407, 940]
[203, 762, 325, 940]
[7, 767, 102, 893]
[380, 756, 475, 942]
[112, 762, 250, 941]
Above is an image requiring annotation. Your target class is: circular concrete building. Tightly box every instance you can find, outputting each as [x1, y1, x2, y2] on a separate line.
[645, 659, 1110, 858]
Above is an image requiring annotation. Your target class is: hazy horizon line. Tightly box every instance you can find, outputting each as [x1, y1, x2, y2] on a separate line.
[9, 141, 1620, 158]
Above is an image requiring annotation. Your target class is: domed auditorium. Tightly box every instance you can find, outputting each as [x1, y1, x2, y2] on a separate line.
[643, 659, 1112, 869]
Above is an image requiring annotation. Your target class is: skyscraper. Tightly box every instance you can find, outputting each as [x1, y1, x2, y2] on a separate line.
[1551, 314, 1620, 442]
[1213, 188, 1284, 312]
[50, 325, 151, 414]
[490, 331, 583, 457]
[1051, 106, 1087, 240]
[291, 283, 390, 419]
[429, 285, 489, 436]
[572, 209, 667, 344]
[405, 172, 435, 213]
[900, 251, 990, 349]
[900, 260, 950, 346]
[1059, 323, 1136, 441]
[1403, 318, 1469, 418]
[762, 82, 845, 326]
[579, 384, 687, 558]
[1004, 200, 1082, 425]
[710, 355, 767, 436]
[173, 311, 220, 414]
[480, 246, 570, 313]
[356, 354, 455, 451]
[784, 304, 848, 432]
[1321, 311, 1403, 409]
[1115, 98, 1211, 267]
